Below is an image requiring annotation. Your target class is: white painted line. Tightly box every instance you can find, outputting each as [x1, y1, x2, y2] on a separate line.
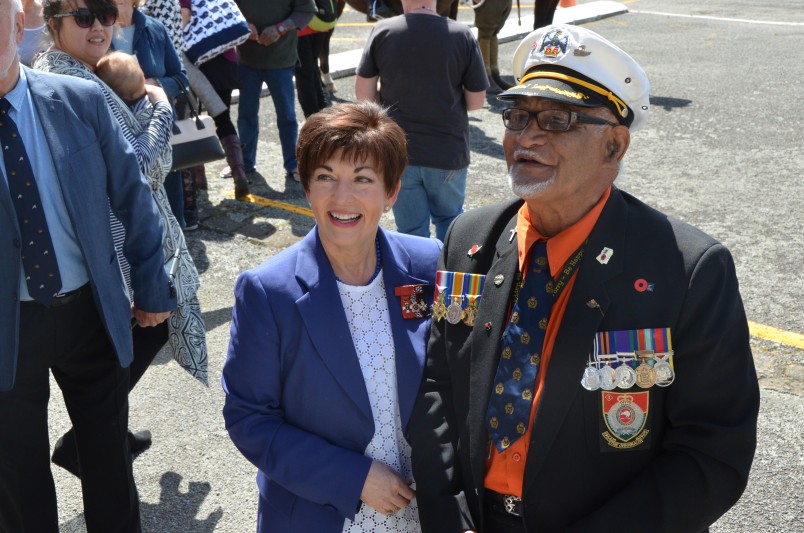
[629, 9, 804, 27]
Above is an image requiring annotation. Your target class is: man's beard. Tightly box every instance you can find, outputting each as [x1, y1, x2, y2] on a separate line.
[507, 167, 555, 200]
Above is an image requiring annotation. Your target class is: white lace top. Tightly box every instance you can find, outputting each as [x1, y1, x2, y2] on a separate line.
[337, 272, 420, 532]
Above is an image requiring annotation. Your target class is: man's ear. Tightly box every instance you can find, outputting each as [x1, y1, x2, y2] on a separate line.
[608, 126, 631, 162]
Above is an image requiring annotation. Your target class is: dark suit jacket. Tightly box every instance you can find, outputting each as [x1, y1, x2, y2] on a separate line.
[0, 67, 175, 391]
[409, 187, 759, 532]
[222, 227, 441, 532]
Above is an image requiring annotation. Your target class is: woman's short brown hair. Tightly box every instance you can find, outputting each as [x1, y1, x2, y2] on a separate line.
[296, 102, 408, 196]
[43, 0, 118, 34]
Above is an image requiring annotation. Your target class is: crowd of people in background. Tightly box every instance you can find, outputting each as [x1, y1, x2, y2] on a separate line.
[2, 0, 763, 531]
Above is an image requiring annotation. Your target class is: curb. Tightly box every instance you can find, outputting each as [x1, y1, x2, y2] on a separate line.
[326, 0, 629, 79]
[230, 0, 629, 103]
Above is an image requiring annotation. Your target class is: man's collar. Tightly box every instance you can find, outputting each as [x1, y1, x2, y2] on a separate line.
[2, 66, 29, 113]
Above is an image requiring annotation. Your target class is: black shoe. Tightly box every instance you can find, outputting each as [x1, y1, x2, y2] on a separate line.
[492, 72, 514, 91]
[51, 434, 81, 478]
[128, 429, 153, 455]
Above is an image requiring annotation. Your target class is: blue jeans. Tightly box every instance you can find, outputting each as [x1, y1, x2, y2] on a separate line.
[392, 165, 468, 242]
[237, 64, 298, 173]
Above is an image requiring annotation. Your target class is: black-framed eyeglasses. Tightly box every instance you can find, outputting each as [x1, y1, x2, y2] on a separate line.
[52, 8, 117, 28]
[502, 108, 619, 132]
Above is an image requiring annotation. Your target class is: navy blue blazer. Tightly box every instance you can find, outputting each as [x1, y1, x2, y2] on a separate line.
[222, 227, 441, 532]
[0, 67, 175, 391]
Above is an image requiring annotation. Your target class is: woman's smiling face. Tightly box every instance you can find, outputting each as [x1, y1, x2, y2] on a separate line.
[306, 151, 399, 253]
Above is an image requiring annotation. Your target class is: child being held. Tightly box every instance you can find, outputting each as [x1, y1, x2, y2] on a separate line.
[96, 51, 150, 111]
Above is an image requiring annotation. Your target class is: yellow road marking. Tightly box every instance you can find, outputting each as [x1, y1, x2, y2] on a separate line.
[230, 195, 804, 349]
[232, 193, 314, 218]
[749, 321, 804, 350]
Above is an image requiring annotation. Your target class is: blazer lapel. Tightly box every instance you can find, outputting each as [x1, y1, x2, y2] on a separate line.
[26, 72, 74, 215]
[467, 214, 520, 493]
[378, 229, 431, 431]
[295, 229, 374, 425]
[522, 189, 629, 493]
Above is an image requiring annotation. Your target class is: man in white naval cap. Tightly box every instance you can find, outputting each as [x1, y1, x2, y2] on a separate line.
[409, 24, 759, 533]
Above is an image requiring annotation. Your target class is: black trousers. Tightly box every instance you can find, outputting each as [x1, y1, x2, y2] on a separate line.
[0, 288, 140, 533]
[295, 32, 328, 118]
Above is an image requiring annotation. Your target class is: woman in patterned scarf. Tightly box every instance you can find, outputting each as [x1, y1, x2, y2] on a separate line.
[35, 0, 208, 476]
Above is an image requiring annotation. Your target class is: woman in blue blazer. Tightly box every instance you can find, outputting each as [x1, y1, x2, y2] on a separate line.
[223, 102, 441, 532]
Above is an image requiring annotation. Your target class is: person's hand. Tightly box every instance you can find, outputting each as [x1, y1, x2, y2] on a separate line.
[360, 461, 415, 516]
[258, 24, 281, 46]
[144, 83, 168, 104]
[132, 308, 171, 327]
[247, 22, 259, 41]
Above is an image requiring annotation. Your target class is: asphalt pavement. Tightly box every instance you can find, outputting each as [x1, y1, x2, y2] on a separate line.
[49, 1, 804, 531]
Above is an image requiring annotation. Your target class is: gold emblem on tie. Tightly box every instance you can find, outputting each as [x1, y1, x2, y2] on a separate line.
[504, 403, 514, 415]
[516, 422, 526, 434]
[530, 353, 540, 365]
[539, 317, 549, 330]
[495, 383, 504, 394]
[512, 368, 522, 380]
[511, 311, 520, 324]
[490, 417, 499, 429]
[520, 332, 530, 344]
[502, 346, 512, 359]
[521, 388, 532, 400]
[528, 296, 538, 309]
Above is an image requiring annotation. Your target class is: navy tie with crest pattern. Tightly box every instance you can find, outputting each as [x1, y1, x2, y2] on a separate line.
[1, 98, 62, 305]
[486, 241, 553, 452]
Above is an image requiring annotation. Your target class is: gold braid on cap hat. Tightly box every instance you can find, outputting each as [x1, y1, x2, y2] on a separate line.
[520, 71, 629, 119]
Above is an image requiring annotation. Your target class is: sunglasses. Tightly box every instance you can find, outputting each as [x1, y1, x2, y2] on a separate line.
[52, 8, 117, 28]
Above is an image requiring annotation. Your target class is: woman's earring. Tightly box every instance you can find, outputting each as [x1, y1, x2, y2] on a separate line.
[383, 205, 391, 213]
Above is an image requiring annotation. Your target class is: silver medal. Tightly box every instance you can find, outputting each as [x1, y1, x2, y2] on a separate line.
[614, 364, 637, 389]
[445, 297, 463, 324]
[654, 361, 675, 387]
[580, 365, 601, 391]
[599, 365, 616, 391]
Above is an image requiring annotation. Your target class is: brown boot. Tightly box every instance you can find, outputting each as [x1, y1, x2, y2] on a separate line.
[220, 134, 251, 199]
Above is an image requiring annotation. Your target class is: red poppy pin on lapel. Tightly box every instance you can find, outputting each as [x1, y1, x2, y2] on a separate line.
[467, 245, 482, 258]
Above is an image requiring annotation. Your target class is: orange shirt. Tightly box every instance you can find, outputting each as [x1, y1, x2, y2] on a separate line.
[484, 187, 611, 496]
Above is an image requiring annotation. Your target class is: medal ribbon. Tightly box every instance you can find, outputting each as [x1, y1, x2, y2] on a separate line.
[595, 328, 673, 355]
[434, 271, 486, 310]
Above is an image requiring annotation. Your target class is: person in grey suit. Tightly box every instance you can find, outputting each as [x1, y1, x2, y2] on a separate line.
[0, 0, 176, 530]
[409, 25, 759, 532]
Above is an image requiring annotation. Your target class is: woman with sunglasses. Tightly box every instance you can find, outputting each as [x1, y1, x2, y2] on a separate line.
[34, 0, 207, 477]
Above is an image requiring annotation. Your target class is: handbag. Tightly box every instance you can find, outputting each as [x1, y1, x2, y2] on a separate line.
[182, 0, 251, 66]
[170, 83, 225, 171]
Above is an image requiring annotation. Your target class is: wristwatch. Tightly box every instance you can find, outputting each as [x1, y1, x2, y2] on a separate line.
[276, 22, 287, 35]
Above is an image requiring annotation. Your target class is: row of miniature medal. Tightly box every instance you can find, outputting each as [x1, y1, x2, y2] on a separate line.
[433, 294, 479, 327]
[580, 348, 676, 391]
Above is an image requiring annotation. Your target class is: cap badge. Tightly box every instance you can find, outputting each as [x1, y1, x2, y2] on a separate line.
[538, 28, 570, 59]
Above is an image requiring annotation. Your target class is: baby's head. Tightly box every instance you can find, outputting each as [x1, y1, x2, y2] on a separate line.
[96, 51, 147, 106]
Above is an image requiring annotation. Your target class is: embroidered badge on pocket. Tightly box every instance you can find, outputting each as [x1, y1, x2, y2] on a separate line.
[599, 391, 651, 452]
